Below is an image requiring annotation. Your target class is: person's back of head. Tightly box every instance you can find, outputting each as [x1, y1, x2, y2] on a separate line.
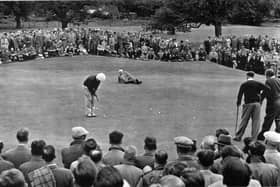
[42, 145, 56, 163]
[163, 161, 188, 177]
[89, 150, 103, 163]
[197, 150, 215, 168]
[181, 169, 205, 187]
[31, 140, 46, 156]
[0, 168, 26, 187]
[159, 175, 185, 187]
[222, 157, 251, 187]
[123, 145, 137, 162]
[221, 145, 242, 160]
[200, 135, 216, 151]
[83, 138, 97, 155]
[144, 136, 157, 151]
[16, 128, 29, 143]
[109, 131, 124, 145]
[73, 155, 97, 187]
[265, 69, 275, 78]
[155, 150, 168, 166]
[95, 166, 124, 187]
[215, 128, 229, 138]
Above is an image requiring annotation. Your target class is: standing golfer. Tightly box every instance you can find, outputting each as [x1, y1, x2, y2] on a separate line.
[83, 73, 106, 117]
[258, 69, 280, 140]
[234, 71, 267, 142]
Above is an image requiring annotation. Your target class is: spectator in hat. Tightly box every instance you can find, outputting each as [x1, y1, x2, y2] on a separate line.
[159, 175, 185, 187]
[83, 73, 106, 117]
[139, 150, 168, 187]
[247, 141, 280, 187]
[173, 136, 200, 169]
[135, 136, 157, 169]
[2, 128, 31, 169]
[197, 150, 222, 187]
[118, 69, 142, 85]
[215, 135, 232, 158]
[29, 145, 73, 187]
[234, 71, 267, 142]
[70, 138, 98, 171]
[103, 130, 125, 166]
[263, 131, 280, 169]
[210, 157, 261, 187]
[115, 145, 143, 187]
[89, 149, 106, 172]
[0, 168, 26, 187]
[215, 129, 229, 139]
[19, 140, 46, 185]
[61, 126, 88, 169]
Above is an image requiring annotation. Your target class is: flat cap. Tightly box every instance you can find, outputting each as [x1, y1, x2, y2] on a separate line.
[174, 136, 194, 148]
[264, 131, 280, 143]
[72, 126, 89, 138]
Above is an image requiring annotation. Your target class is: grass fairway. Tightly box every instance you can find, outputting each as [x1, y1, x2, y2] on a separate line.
[0, 56, 266, 161]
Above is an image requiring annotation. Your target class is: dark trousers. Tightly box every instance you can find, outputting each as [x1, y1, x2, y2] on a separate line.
[258, 99, 280, 140]
[235, 103, 261, 141]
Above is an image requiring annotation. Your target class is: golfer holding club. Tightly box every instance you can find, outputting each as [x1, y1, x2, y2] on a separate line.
[83, 73, 106, 117]
[234, 71, 267, 142]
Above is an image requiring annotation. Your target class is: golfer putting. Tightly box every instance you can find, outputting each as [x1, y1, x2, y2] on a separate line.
[83, 73, 106, 117]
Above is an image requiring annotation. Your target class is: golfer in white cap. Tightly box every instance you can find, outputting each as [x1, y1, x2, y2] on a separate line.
[83, 73, 106, 117]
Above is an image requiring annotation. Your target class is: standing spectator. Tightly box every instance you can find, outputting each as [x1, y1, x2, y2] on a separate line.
[2, 128, 31, 169]
[173, 136, 199, 169]
[83, 73, 106, 117]
[247, 141, 280, 187]
[258, 69, 280, 140]
[234, 71, 267, 142]
[139, 150, 168, 187]
[103, 131, 125, 166]
[19, 140, 46, 185]
[0, 140, 14, 174]
[29, 145, 73, 187]
[197, 150, 222, 187]
[61, 126, 88, 169]
[263, 131, 280, 169]
[200, 135, 217, 151]
[204, 36, 212, 55]
[135, 136, 157, 169]
[115, 146, 143, 187]
[73, 155, 97, 187]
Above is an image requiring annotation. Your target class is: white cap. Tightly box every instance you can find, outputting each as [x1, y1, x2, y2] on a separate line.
[72, 126, 89, 138]
[264, 131, 280, 144]
[96, 73, 106, 81]
[118, 69, 123, 73]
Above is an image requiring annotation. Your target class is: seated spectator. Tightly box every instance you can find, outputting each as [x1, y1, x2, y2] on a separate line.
[103, 130, 125, 166]
[135, 136, 157, 169]
[29, 145, 73, 187]
[163, 161, 188, 177]
[140, 150, 168, 187]
[181, 168, 205, 187]
[115, 146, 143, 187]
[0, 168, 26, 187]
[263, 131, 280, 169]
[159, 175, 185, 187]
[242, 137, 253, 162]
[2, 128, 31, 169]
[247, 141, 280, 187]
[61, 126, 88, 169]
[197, 150, 222, 187]
[89, 150, 106, 172]
[19, 140, 46, 185]
[173, 136, 200, 169]
[73, 155, 97, 187]
[118, 69, 142, 85]
[95, 166, 130, 187]
[209, 157, 261, 187]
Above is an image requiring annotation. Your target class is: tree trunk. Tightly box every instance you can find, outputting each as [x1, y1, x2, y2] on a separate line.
[214, 22, 222, 37]
[15, 16, 21, 29]
[61, 20, 68, 29]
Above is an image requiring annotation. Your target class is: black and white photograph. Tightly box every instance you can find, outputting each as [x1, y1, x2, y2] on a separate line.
[0, 0, 280, 186]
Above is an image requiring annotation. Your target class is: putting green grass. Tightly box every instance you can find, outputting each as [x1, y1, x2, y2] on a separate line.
[0, 56, 266, 162]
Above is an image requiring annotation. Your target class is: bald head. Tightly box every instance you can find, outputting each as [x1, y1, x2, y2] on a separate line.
[159, 175, 185, 187]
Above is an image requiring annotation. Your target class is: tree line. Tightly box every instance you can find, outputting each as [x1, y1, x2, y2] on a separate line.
[0, 0, 279, 37]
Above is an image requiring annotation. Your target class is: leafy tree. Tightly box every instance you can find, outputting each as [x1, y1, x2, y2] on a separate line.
[1, 2, 33, 28]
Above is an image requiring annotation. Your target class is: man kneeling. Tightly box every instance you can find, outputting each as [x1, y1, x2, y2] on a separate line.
[118, 69, 142, 84]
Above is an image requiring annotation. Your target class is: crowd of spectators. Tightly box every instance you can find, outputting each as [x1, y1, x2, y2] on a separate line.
[204, 35, 280, 75]
[0, 126, 280, 187]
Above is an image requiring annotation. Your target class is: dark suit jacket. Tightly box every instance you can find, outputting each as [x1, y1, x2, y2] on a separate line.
[135, 152, 154, 169]
[49, 164, 74, 187]
[2, 144, 31, 168]
[61, 139, 85, 169]
[0, 156, 15, 173]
